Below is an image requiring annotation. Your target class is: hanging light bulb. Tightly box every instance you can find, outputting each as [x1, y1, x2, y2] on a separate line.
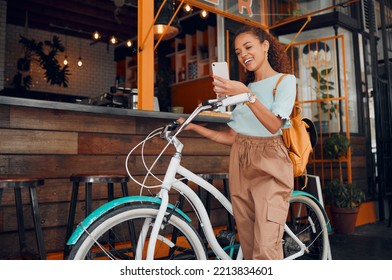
[78, 39, 83, 67]
[126, 39, 133, 47]
[110, 35, 118, 44]
[63, 35, 69, 66]
[183, 4, 192, 13]
[200, 10, 209, 19]
[92, 30, 101, 40]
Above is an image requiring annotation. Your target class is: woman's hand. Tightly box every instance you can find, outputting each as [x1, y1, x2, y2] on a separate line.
[212, 75, 249, 97]
[177, 117, 193, 131]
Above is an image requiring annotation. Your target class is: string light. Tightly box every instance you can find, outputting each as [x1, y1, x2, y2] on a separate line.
[110, 35, 118, 44]
[183, 4, 192, 13]
[64, 35, 68, 66]
[200, 10, 209, 19]
[92, 30, 101, 40]
[78, 39, 82, 67]
[91, 29, 132, 46]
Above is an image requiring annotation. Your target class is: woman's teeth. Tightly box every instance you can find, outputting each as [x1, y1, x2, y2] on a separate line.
[244, 58, 252, 64]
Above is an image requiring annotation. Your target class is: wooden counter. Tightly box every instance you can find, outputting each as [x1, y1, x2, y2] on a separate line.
[0, 96, 231, 258]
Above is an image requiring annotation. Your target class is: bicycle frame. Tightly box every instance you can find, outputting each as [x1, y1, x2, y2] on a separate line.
[136, 111, 311, 260]
[67, 94, 330, 260]
[143, 159, 240, 260]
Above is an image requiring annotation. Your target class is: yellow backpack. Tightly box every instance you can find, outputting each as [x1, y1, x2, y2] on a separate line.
[273, 74, 317, 178]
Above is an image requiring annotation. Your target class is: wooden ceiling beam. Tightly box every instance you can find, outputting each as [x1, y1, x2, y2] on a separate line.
[6, 0, 137, 40]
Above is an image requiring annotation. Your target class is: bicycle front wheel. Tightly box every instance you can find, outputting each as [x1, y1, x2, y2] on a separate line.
[284, 195, 329, 260]
[68, 204, 207, 260]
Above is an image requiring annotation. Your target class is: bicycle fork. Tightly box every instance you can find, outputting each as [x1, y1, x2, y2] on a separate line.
[142, 154, 181, 260]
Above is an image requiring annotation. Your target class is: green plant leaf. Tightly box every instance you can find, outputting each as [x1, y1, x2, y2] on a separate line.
[323, 179, 365, 208]
[323, 134, 350, 159]
[320, 67, 333, 76]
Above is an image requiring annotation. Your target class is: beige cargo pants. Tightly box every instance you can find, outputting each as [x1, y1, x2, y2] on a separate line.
[229, 134, 294, 260]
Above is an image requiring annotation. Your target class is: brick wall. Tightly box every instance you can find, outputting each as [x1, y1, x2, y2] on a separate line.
[3, 24, 116, 98]
[0, 1, 6, 90]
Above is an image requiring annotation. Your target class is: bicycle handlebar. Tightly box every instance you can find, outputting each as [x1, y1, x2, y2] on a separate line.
[201, 92, 250, 108]
[161, 93, 250, 141]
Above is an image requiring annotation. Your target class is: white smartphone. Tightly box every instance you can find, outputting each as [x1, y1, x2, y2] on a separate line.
[211, 61, 229, 80]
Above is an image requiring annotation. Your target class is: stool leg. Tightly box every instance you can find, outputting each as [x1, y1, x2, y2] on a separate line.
[106, 182, 116, 249]
[205, 183, 211, 217]
[169, 195, 185, 256]
[108, 182, 114, 201]
[388, 197, 392, 228]
[169, 180, 187, 256]
[64, 182, 79, 258]
[29, 186, 46, 260]
[223, 179, 236, 232]
[121, 182, 129, 196]
[198, 183, 209, 246]
[119, 181, 137, 256]
[85, 182, 92, 216]
[14, 187, 27, 256]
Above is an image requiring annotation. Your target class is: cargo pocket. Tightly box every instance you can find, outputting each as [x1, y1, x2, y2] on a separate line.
[267, 203, 288, 245]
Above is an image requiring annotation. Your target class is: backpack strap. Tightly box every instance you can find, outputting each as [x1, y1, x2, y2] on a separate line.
[272, 74, 288, 96]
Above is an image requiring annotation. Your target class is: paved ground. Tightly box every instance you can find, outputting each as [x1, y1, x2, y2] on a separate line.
[328, 220, 392, 260]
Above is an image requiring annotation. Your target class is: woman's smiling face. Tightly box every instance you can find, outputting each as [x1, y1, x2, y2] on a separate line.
[234, 31, 269, 73]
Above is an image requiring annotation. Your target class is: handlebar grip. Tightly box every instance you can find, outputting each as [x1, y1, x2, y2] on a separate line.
[201, 99, 219, 106]
[200, 93, 249, 109]
[220, 93, 249, 107]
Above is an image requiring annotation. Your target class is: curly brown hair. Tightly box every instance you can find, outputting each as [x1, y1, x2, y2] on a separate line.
[234, 25, 292, 84]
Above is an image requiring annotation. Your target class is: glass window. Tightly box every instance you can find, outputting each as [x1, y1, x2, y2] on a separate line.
[279, 26, 358, 133]
[190, 0, 266, 25]
[271, 0, 333, 24]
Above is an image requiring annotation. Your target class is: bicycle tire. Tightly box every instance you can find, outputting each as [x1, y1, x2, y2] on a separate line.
[68, 204, 207, 260]
[284, 195, 329, 260]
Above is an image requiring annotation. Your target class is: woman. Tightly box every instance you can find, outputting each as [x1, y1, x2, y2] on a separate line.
[178, 25, 296, 259]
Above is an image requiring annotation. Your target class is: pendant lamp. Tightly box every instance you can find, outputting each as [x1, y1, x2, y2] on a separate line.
[154, 0, 181, 41]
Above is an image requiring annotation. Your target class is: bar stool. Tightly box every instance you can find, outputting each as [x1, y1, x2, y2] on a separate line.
[197, 173, 236, 233]
[0, 178, 46, 260]
[169, 174, 236, 257]
[63, 174, 129, 257]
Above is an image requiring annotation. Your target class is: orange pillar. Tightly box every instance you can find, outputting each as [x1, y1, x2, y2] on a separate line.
[137, 0, 154, 110]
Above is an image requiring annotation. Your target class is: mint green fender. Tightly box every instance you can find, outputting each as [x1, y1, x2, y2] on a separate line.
[291, 190, 332, 233]
[66, 196, 191, 245]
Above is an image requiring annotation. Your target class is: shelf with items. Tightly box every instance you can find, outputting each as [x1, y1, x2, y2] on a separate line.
[167, 26, 217, 85]
[117, 55, 159, 90]
[196, 26, 217, 78]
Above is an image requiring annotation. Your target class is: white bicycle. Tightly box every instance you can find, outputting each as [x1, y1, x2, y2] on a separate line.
[66, 93, 331, 260]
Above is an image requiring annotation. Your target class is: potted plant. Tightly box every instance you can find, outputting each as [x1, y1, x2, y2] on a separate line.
[323, 133, 350, 160]
[311, 66, 337, 133]
[324, 179, 366, 234]
[323, 133, 365, 234]
[323, 133, 350, 182]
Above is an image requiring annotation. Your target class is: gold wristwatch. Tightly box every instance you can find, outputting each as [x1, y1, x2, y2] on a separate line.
[244, 93, 257, 105]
